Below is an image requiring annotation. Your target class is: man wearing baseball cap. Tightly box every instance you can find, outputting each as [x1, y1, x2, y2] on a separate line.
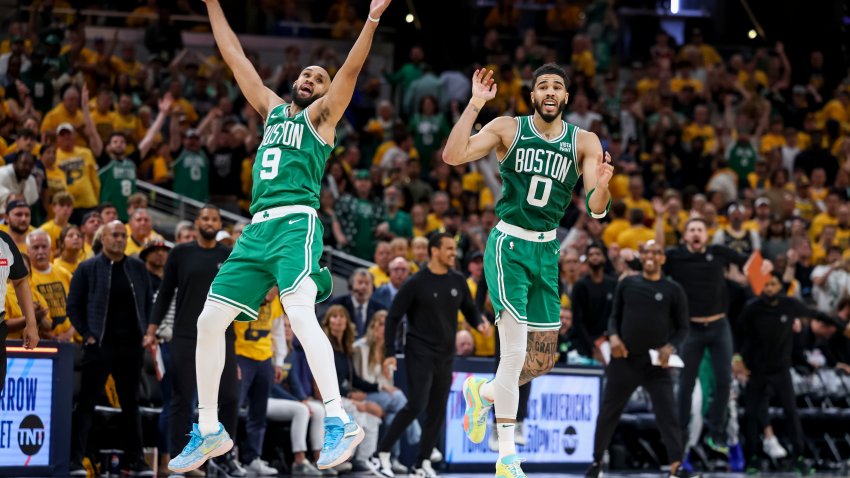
[55, 119, 100, 224]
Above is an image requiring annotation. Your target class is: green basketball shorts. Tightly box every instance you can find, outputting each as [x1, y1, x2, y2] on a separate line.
[483, 221, 561, 331]
[209, 205, 332, 322]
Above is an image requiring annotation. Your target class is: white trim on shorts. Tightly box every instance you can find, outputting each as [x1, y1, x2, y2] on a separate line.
[279, 214, 316, 298]
[495, 220, 556, 242]
[494, 231, 528, 322]
[208, 292, 259, 320]
[252, 205, 317, 224]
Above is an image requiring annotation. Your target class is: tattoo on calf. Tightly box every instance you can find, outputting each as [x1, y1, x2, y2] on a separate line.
[519, 330, 558, 385]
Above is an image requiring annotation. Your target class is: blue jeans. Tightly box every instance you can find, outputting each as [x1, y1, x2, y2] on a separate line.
[367, 389, 421, 457]
[238, 356, 274, 463]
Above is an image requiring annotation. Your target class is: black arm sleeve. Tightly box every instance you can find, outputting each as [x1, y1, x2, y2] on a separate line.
[384, 275, 416, 358]
[668, 282, 690, 349]
[459, 278, 482, 329]
[352, 369, 380, 393]
[150, 248, 179, 326]
[790, 299, 835, 324]
[0, 231, 27, 280]
[607, 280, 625, 336]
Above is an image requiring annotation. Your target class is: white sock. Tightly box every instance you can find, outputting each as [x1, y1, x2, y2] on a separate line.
[492, 312, 527, 422]
[196, 300, 239, 436]
[497, 423, 517, 458]
[281, 279, 349, 424]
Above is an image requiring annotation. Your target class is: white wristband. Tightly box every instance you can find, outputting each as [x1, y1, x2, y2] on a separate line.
[368, 14, 380, 23]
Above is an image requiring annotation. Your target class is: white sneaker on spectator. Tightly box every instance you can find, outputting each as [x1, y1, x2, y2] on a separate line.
[319, 465, 338, 476]
[390, 457, 407, 474]
[763, 435, 787, 459]
[429, 448, 442, 463]
[246, 458, 277, 476]
[366, 452, 394, 477]
[333, 462, 352, 473]
[411, 460, 438, 478]
[515, 421, 527, 446]
[291, 460, 322, 476]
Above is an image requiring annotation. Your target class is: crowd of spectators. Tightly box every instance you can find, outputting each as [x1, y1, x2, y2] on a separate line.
[2, 0, 850, 475]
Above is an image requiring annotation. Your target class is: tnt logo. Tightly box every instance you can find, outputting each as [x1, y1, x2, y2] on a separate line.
[562, 425, 578, 455]
[17, 415, 45, 456]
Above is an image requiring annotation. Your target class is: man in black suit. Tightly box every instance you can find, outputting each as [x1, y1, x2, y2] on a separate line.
[330, 268, 388, 337]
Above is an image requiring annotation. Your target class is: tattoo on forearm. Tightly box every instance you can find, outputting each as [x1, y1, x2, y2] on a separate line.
[471, 105, 480, 113]
[519, 330, 558, 385]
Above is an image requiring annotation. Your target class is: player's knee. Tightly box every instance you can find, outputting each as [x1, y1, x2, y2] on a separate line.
[280, 278, 318, 309]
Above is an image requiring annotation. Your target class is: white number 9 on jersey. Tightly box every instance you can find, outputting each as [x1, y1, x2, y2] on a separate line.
[526, 175, 552, 207]
[260, 148, 281, 180]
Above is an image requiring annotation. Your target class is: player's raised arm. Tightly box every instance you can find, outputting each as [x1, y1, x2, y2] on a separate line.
[310, 0, 392, 134]
[204, 0, 281, 119]
[442, 69, 514, 166]
[579, 130, 614, 218]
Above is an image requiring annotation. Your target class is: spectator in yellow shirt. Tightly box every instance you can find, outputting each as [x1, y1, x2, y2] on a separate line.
[571, 34, 596, 77]
[623, 175, 655, 220]
[678, 29, 722, 65]
[55, 123, 100, 218]
[111, 43, 145, 84]
[28, 229, 77, 341]
[602, 201, 629, 247]
[125, 208, 164, 257]
[38, 192, 74, 257]
[166, 79, 199, 125]
[682, 104, 718, 154]
[89, 88, 116, 143]
[40, 144, 67, 214]
[426, 191, 449, 233]
[821, 90, 850, 125]
[368, 241, 392, 288]
[491, 64, 529, 115]
[112, 94, 145, 147]
[615, 209, 656, 249]
[53, 225, 85, 274]
[41, 86, 87, 147]
[760, 117, 787, 154]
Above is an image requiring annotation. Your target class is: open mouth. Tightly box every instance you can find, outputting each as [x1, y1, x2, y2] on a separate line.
[542, 99, 558, 112]
[299, 84, 313, 95]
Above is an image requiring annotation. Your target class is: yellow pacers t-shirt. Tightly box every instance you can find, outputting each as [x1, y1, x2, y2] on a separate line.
[234, 298, 283, 362]
[31, 266, 72, 336]
[57, 146, 100, 208]
[41, 104, 87, 147]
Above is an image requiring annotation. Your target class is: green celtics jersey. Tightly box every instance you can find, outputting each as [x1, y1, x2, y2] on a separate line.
[251, 103, 333, 215]
[99, 159, 136, 222]
[496, 116, 582, 231]
[173, 148, 209, 202]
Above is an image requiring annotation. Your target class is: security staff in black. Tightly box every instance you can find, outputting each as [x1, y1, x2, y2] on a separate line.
[586, 241, 694, 478]
[367, 233, 489, 477]
[655, 214, 759, 453]
[736, 274, 827, 474]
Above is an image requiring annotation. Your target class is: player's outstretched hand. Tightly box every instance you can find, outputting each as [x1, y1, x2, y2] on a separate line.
[596, 151, 614, 189]
[471, 69, 497, 102]
[370, 0, 393, 19]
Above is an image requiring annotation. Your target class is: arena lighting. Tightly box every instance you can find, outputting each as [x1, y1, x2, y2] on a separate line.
[748, 29, 758, 39]
[670, 0, 679, 14]
[5, 346, 59, 353]
[405, 13, 414, 23]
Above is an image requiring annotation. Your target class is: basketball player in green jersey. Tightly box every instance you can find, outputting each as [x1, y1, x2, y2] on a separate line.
[169, 0, 393, 473]
[443, 64, 614, 478]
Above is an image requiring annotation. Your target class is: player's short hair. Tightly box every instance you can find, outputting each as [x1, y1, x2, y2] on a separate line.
[349, 268, 373, 287]
[684, 216, 708, 230]
[51, 191, 74, 207]
[26, 228, 51, 248]
[107, 132, 127, 144]
[532, 63, 570, 89]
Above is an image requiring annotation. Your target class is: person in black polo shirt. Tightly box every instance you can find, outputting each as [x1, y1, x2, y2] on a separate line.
[736, 274, 830, 474]
[586, 240, 693, 478]
[654, 210, 771, 454]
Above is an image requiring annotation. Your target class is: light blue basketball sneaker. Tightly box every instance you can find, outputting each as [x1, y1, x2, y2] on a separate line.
[168, 423, 233, 473]
[316, 416, 365, 470]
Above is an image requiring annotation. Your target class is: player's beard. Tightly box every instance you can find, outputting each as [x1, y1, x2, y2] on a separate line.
[589, 262, 604, 272]
[532, 97, 566, 123]
[199, 227, 218, 241]
[292, 90, 318, 108]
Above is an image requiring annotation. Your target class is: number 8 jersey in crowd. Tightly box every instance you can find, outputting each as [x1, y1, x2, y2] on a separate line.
[251, 103, 333, 215]
[496, 116, 581, 231]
